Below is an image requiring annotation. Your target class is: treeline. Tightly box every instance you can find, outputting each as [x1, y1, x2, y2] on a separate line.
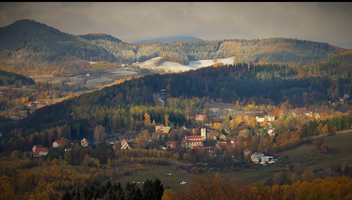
[301, 114, 352, 137]
[1, 20, 347, 66]
[303, 50, 352, 78]
[0, 69, 35, 86]
[63, 178, 164, 200]
[168, 173, 352, 200]
[14, 62, 352, 139]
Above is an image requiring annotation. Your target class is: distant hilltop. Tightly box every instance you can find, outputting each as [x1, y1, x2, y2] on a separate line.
[131, 36, 204, 44]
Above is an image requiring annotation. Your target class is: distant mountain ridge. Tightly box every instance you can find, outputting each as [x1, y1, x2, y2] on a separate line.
[131, 36, 204, 44]
[0, 19, 350, 66]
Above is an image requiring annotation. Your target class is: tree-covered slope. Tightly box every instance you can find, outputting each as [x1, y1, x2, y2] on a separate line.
[0, 69, 35, 86]
[0, 19, 116, 62]
[0, 19, 350, 67]
[17, 61, 352, 138]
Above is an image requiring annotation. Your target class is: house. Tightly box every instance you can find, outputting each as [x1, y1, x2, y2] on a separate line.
[289, 111, 298, 118]
[339, 97, 345, 102]
[223, 127, 231, 134]
[81, 138, 89, 147]
[32, 145, 43, 153]
[314, 113, 321, 120]
[53, 140, 61, 148]
[27, 102, 33, 107]
[181, 135, 204, 148]
[229, 138, 237, 144]
[195, 114, 206, 122]
[265, 114, 275, 121]
[266, 121, 274, 127]
[155, 125, 171, 134]
[32, 147, 49, 157]
[244, 148, 251, 158]
[251, 153, 265, 162]
[121, 139, 131, 150]
[305, 112, 313, 118]
[267, 129, 275, 137]
[167, 141, 178, 149]
[256, 116, 265, 123]
[215, 143, 227, 151]
[261, 156, 275, 163]
[65, 148, 72, 152]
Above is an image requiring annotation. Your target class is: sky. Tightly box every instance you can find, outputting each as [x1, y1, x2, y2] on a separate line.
[1, 2, 352, 49]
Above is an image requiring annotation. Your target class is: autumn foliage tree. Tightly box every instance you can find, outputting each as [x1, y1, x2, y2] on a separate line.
[94, 125, 107, 142]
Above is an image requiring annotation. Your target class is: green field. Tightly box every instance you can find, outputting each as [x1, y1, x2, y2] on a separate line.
[277, 131, 352, 174]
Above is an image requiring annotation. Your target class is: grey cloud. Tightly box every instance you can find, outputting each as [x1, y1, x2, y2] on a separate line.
[0, 2, 352, 49]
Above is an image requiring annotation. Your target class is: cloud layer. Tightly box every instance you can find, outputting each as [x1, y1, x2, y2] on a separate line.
[1, 2, 352, 49]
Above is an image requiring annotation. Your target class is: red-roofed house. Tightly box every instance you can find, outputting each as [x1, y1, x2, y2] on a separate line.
[181, 135, 204, 148]
[32, 147, 49, 157]
[27, 102, 33, 107]
[65, 148, 72, 152]
[229, 138, 237, 144]
[195, 114, 206, 122]
[244, 148, 251, 158]
[53, 140, 61, 148]
[167, 141, 178, 149]
[32, 145, 43, 153]
[215, 143, 227, 151]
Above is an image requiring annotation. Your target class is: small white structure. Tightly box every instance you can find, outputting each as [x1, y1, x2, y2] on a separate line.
[256, 116, 265, 123]
[180, 181, 187, 185]
[167, 173, 172, 176]
[81, 138, 89, 147]
[53, 140, 61, 148]
[267, 129, 275, 137]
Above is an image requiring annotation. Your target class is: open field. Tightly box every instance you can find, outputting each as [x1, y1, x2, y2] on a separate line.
[278, 131, 352, 174]
[106, 131, 352, 192]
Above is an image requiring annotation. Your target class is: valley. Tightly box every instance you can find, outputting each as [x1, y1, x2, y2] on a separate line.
[1, 18, 352, 200]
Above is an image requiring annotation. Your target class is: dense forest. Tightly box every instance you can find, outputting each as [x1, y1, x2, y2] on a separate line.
[0, 69, 35, 86]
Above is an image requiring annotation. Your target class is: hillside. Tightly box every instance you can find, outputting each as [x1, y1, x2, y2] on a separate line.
[304, 50, 352, 78]
[131, 35, 204, 44]
[17, 59, 352, 138]
[0, 19, 350, 68]
[0, 69, 35, 86]
[0, 19, 116, 62]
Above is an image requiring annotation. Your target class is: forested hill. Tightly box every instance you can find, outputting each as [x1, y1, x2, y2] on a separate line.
[18, 61, 352, 139]
[0, 19, 117, 62]
[131, 36, 204, 44]
[0, 69, 35, 86]
[0, 19, 350, 67]
[303, 50, 352, 78]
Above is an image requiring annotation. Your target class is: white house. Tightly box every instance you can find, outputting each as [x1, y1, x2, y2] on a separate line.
[81, 138, 89, 147]
[265, 114, 275, 122]
[256, 116, 265, 123]
[53, 140, 61, 148]
[181, 135, 204, 148]
[267, 129, 275, 137]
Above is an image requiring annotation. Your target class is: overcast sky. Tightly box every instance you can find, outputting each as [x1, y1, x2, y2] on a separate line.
[1, 2, 352, 49]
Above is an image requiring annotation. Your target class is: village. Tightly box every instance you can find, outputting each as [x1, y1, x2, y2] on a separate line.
[27, 97, 352, 168]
